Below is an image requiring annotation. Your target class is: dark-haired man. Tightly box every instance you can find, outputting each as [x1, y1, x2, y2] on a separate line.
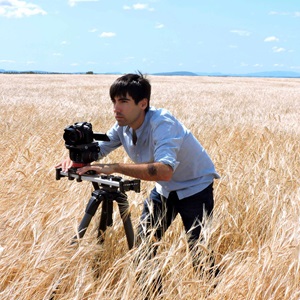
[56, 73, 220, 291]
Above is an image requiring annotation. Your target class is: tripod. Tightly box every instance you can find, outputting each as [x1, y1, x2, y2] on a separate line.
[49, 169, 140, 300]
[56, 168, 141, 249]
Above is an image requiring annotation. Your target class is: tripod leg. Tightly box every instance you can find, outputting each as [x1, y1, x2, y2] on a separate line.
[116, 195, 134, 249]
[98, 200, 107, 243]
[72, 213, 93, 242]
[97, 198, 113, 242]
[72, 190, 103, 244]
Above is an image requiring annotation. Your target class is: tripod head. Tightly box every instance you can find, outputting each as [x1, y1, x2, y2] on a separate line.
[55, 168, 140, 193]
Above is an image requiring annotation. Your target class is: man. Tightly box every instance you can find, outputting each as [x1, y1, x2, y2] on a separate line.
[56, 72, 220, 279]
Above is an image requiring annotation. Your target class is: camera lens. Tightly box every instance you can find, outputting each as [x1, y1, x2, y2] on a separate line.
[63, 128, 83, 145]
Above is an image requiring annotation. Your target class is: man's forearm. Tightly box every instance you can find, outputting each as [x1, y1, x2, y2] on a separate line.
[114, 162, 173, 181]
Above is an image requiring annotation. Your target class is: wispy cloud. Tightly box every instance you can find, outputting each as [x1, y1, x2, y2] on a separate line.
[0, 0, 46, 18]
[123, 3, 154, 11]
[133, 3, 149, 10]
[99, 32, 116, 38]
[240, 62, 249, 67]
[269, 11, 289, 16]
[272, 46, 286, 53]
[269, 11, 300, 17]
[68, 0, 98, 7]
[0, 59, 15, 63]
[264, 36, 279, 42]
[89, 28, 98, 33]
[124, 56, 135, 62]
[230, 30, 251, 37]
[155, 23, 164, 29]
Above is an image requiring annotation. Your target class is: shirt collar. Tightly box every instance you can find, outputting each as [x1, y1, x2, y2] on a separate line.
[126, 107, 153, 137]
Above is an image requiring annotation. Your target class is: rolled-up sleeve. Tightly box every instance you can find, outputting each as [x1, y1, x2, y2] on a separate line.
[152, 115, 184, 171]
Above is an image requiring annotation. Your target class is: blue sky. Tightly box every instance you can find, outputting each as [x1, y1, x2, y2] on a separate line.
[0, 0, 299, 74]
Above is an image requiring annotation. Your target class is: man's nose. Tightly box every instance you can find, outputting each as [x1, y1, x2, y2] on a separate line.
[113, 102, 119, 112]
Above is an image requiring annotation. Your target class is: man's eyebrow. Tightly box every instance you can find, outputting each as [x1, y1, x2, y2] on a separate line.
[111, 97, 130, 102]
[111, 96, 130, 100]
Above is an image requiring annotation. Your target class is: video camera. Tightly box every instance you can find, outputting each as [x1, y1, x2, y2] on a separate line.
[63, 122, 109, 165]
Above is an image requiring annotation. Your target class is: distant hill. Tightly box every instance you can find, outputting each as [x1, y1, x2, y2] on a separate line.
[0, 69, 299, 78]
[152, 71, 198, 76]
[242, 71, 300, 78]
[153, 70, 300, 78]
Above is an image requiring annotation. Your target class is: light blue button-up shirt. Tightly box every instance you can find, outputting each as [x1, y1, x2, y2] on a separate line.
[97, 107, 220, 199]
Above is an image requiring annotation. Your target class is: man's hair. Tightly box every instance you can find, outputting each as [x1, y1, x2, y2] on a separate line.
[110, 72, 151, 112]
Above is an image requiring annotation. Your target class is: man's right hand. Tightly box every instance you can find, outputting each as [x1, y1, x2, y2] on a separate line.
[55, 157, 73, 173]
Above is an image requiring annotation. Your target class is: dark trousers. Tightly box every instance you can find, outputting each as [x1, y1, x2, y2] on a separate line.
[135, 183, 216, 296]
[137, 183, 214, 249]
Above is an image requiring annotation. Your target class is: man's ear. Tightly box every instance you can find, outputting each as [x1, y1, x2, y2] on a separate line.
[139, 98, 148, 110]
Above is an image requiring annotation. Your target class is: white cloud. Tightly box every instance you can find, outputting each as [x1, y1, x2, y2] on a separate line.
[240, 62, 249, 67]
[0, 59, 15, 63]
[264, 36, 279, 42]
[230, 30, 251, 37]
[273, 47, 285, 53]
[269, 11, 288, 16]
[272, 46, 286, 53]
[124, 56, 135, 62]
[89, 28, 98, 33]
[68, 0, 98, 7]
[99, 32, 116, 38]
[123, 3, 154, 11]
[155, 23, 164, 29]
[0, 0, 46, 18]
[133, 3, 148, 10]
[269, 11, 300, 17]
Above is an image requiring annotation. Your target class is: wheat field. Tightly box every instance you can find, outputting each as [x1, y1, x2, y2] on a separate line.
[0, 74, 299, 300]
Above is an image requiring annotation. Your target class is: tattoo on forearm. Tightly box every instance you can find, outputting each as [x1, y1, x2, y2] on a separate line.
[147, 164, 157, 177]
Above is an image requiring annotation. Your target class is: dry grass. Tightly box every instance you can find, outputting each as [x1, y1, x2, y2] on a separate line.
[0, 74, 299, 299]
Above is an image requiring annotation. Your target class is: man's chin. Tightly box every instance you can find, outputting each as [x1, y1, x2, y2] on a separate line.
[116, 120, 127, 126]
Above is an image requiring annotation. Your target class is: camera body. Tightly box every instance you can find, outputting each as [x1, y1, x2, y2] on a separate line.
[63, 122, 109, 164]
[63, 122, 94, 145]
